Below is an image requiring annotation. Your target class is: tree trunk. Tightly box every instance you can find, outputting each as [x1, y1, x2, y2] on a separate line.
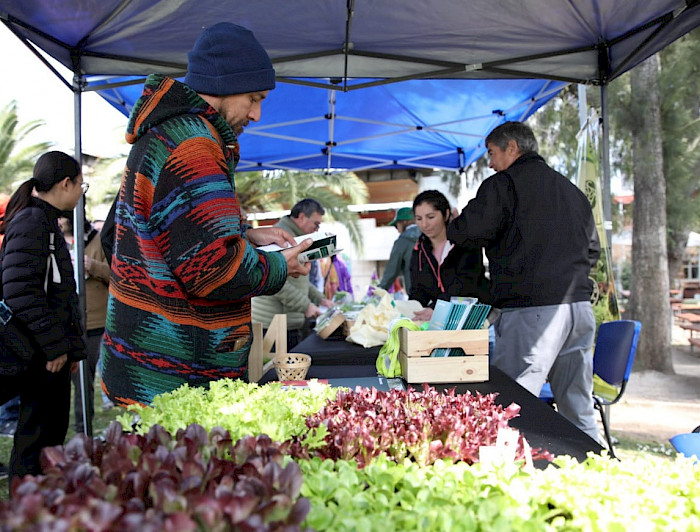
[667, 228, 689, 290]
[627, 54, 674, 373]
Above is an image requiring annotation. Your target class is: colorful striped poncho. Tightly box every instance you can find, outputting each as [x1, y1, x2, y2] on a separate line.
[102, 75, 287, 406]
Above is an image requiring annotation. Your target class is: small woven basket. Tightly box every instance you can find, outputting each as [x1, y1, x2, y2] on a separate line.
[274, 353, 312, 381]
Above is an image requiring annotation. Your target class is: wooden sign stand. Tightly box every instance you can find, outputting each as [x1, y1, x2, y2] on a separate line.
[249, 314, 287, 382]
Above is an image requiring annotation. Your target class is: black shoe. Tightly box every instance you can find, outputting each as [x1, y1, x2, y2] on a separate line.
[0, 462, 8, 480]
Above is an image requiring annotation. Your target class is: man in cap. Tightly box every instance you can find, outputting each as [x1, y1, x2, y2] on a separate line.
[102, 22, 312, 406]
[378, 206, 421, 295]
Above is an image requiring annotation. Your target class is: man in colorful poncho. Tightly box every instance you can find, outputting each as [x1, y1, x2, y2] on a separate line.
[102, 23, 311, 406]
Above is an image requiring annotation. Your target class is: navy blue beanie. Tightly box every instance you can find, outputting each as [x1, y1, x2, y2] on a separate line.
[184, 22, 275, 95]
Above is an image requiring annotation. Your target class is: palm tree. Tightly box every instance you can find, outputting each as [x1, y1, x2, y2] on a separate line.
[0, 100, 53, 193]
[236, 170, 369, 250]
[82, 153, 127, 221]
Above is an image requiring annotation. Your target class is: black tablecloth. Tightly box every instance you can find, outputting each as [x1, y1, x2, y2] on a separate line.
[291, 332, 381, 366]
[267, 333, 604, 465]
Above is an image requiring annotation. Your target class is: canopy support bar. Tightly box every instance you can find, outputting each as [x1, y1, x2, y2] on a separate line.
[600, 83, 612, 249]
[71, 67, 91, 437]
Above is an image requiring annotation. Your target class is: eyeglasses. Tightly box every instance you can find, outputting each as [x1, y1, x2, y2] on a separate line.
[81, 182, 90, 194]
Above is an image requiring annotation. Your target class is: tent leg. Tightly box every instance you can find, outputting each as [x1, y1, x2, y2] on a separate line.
[73, 72, 91, 436]
[77, 360, 92, 436]
[600, 84, 613, 249]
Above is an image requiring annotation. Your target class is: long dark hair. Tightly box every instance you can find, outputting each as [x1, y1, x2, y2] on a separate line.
[0, 151, 81, 234]
[412, 189, 452, 225]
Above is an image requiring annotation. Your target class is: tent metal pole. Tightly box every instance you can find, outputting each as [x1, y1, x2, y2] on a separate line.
[326, 89, 337, 172]
[600, 83, 613, 250]
[73, 71, 92, 437]
[577, 84, 587, 128]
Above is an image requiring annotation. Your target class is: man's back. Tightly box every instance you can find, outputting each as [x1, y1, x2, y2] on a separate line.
[450, 152, 600, 308]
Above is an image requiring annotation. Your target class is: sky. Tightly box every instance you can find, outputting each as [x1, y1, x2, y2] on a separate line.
[0, 25, 129, 158]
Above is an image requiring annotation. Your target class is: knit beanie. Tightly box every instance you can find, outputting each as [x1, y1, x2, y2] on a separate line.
[184, 22, 275, 95]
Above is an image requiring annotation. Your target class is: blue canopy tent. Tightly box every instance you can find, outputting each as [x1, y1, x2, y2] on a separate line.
[2, 0, 698, 176]
[98, 76, 565, 173]
[1, 0, 698, 216]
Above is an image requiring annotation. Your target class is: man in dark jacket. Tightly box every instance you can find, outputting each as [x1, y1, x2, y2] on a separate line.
[378, 207, 421, 295]
[447, 121, 601, 441]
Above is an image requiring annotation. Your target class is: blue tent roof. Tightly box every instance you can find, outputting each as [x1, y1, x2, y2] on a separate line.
[97, 77, 565, 172]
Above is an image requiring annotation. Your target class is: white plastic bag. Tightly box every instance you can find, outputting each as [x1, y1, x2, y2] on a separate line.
[346, 290, 401, 348]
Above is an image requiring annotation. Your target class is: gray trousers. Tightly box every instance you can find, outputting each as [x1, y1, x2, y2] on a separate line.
[492, 301, 599, 442]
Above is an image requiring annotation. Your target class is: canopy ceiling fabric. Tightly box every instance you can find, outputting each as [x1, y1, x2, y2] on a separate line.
[1, 0, 699, 88]
[1, 0, 698, 173]
[98, 77, 565, 172]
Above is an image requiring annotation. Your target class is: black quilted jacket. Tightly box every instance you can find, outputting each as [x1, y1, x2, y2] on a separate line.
[1, 197, 85, 362]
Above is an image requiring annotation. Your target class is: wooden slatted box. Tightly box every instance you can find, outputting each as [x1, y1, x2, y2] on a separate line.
[398, 329, 489, 383]
[316, 310, 347, 339]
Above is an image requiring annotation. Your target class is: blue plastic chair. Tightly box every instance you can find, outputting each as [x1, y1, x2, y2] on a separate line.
[670, 425, 700, 462]
[539, 319, 642, 459]
[670, 432, 700, 461]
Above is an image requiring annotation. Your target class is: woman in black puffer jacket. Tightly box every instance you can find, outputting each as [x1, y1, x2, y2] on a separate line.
[0, 151, 86, 490]
[409, 190, 490, 322]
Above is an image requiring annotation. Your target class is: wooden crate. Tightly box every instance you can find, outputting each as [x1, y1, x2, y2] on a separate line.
[398, 329, 489, 383]
[341, 319, 355, 337]
[316, 311, 346, 339]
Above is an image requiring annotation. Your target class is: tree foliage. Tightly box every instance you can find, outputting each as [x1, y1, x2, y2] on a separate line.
[658, 31, 700, 280]
[0, 100, 53, 193]
[528, 86, 582, 179]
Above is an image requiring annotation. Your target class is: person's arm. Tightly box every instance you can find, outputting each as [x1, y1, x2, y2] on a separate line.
[148, 132, 291, 301]
[587, 216, 602, 268]
[407, 250, 432, 308]
[447, 174, 514, 247]
[85, 237, 110, 284]
[378, 238, 406, 290]
[307, 282, 326, 305]
[246, 226, 297, 248]
[270, 279, 313, 314]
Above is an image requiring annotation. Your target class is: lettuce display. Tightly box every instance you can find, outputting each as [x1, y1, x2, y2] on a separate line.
[0, 423, 308, 530]
[289, 384, 552, 467]
[119, 378, 339, 443]
[4, 424, 700, 531]
[5, 382, 699, 530]
[299, 453, 700, 531]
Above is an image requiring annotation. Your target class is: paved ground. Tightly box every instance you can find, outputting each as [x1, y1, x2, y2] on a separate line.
[609, 325, 700, 444]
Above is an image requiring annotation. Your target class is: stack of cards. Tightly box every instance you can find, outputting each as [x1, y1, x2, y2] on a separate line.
[257, 231, 342, 263]
[427, 298, 491, 357]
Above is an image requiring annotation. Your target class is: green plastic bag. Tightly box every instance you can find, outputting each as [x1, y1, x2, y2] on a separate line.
[376, 318, 421, 378]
